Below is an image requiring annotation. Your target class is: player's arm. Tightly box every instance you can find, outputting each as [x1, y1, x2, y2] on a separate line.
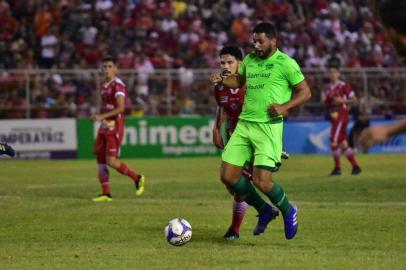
[269, 80, 312, 117]
[387, 119, 406, 135]
[335, 94, 357, 105]
[212, 106, 226, 149]
[359, 119, 406, 149]
[320, 91, 328, 105]
[210, 73, 245, 89]
[91, 95, 125, 122]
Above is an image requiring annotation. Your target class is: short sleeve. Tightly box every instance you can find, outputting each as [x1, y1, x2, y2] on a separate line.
[346, 84, 355, 98]
[114, 83, 126, 98]
[238, 58, 246, 77]
[285, 58, 305, 86]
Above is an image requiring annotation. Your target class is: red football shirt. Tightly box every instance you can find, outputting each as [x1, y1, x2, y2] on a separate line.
[323, 80, 354, 119]
[214, 84, 246, 133]
[98, 77, 127, 136]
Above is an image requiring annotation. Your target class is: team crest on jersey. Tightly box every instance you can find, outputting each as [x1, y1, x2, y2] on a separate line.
[230, 103, 239, 110]
[220, 96, 228, 103]
[266, 64, 274, 69]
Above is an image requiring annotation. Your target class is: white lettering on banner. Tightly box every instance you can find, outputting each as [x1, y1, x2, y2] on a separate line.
[0, 119, 77, 151]
[199, 122, 213, 144]
[162, 146, 217, 155]
[140, 120, 147, 145]
[150, 126, 177, 144]
[121, 120, 215, 146]
[179, 126, 197, 144]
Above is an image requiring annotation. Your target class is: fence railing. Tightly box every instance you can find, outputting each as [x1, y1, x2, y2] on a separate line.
[1, 68, 406, 119]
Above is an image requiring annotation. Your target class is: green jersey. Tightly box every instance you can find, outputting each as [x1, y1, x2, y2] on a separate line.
[238, 49, 305, 122]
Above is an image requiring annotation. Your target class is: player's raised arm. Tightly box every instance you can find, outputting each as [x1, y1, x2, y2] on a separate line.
[210, 73, 245, 89]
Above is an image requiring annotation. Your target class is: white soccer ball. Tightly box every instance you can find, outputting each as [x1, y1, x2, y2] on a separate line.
[164, 218, 192, 246]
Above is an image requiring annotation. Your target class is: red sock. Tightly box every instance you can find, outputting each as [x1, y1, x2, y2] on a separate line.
[230, 195, 249, 233]
[332, 146, 341, 169]
[344, 147, 358, 167]
[98, 164, 110, 194]
[117, 162, 139, 182]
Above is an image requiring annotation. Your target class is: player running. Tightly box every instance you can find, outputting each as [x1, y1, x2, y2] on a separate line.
[211, 22, 311, 240]
[91, 55, 145, 202]
[212, 46, 279, 239]
[321, 64, 361, 176]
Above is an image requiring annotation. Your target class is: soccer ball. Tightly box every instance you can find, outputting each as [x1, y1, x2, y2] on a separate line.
[164, 218, 192, 246]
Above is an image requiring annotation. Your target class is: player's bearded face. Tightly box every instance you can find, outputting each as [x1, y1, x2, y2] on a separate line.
[220, 54, 239, 75]
[102, 61, 117, 80]
[253, 32, 275, 59]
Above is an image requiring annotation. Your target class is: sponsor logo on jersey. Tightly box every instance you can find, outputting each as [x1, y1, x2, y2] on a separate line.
[220, 96, 229, 103]
[230, 103, 239, 110]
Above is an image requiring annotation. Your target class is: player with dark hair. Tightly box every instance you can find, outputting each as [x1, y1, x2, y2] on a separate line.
[0, 143, 15, 157]
[213, 46, 278, 239]
[321, 64, 361, 176]
[360, 0, 406, 148]
[211, 22, 311, 239]
[91, 55, 145, 202]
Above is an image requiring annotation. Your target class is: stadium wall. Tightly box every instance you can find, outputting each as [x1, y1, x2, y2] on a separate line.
[0, 119, 77, 159]
[1, 118, 406, 159]
[284, 120, 406, 154]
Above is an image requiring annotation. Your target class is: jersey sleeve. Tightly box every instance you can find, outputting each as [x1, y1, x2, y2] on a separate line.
[284, 58, 305, 86]
[114, 83, 126, 98]
[346, 84, 355, 98]
[238, 57, 247, 77]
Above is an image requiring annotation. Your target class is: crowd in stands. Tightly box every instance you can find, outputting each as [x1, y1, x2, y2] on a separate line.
[0, 0, 405, 119]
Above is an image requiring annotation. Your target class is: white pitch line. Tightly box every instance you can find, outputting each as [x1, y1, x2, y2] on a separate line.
[293, 201, 406, 206]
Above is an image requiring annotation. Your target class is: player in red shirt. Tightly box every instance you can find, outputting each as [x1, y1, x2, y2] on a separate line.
[321, 64, 362, 176]
[212, 46, 278, 239]
[91, 55, 145, 202]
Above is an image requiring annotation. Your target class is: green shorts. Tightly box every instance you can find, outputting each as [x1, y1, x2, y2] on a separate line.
[222, 119, 283, 171]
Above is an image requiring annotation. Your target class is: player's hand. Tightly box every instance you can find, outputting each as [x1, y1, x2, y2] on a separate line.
[91, 114, 103, 122]
[210, 73, 223, 85]
[334, 97, 344, 104]
[212, 128, 224, 149]
[268, 103, 287, 117]
[358, 125, 390, 150]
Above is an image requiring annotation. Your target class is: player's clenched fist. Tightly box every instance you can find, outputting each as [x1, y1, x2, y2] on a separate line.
[210, 73, 223, 85]
[268, 103, 287, 117]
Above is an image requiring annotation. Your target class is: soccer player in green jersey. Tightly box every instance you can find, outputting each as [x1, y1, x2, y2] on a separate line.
[211, 22, 311, 239]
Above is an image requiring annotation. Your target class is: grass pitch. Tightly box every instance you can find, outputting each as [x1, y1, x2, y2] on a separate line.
[1, 155, 406, 270]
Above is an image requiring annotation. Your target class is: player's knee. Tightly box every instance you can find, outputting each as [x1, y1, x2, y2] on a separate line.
[220, 173, 234, 186]
[252, 176, 273, 192]
[106, 157, 119, 168]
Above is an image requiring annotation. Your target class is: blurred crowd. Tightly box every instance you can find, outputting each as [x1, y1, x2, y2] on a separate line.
[1, 0, 402, 69]
[0, 0, 405, 119]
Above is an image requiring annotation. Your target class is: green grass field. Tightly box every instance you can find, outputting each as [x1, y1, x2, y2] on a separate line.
[1, 155, 406, 270]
